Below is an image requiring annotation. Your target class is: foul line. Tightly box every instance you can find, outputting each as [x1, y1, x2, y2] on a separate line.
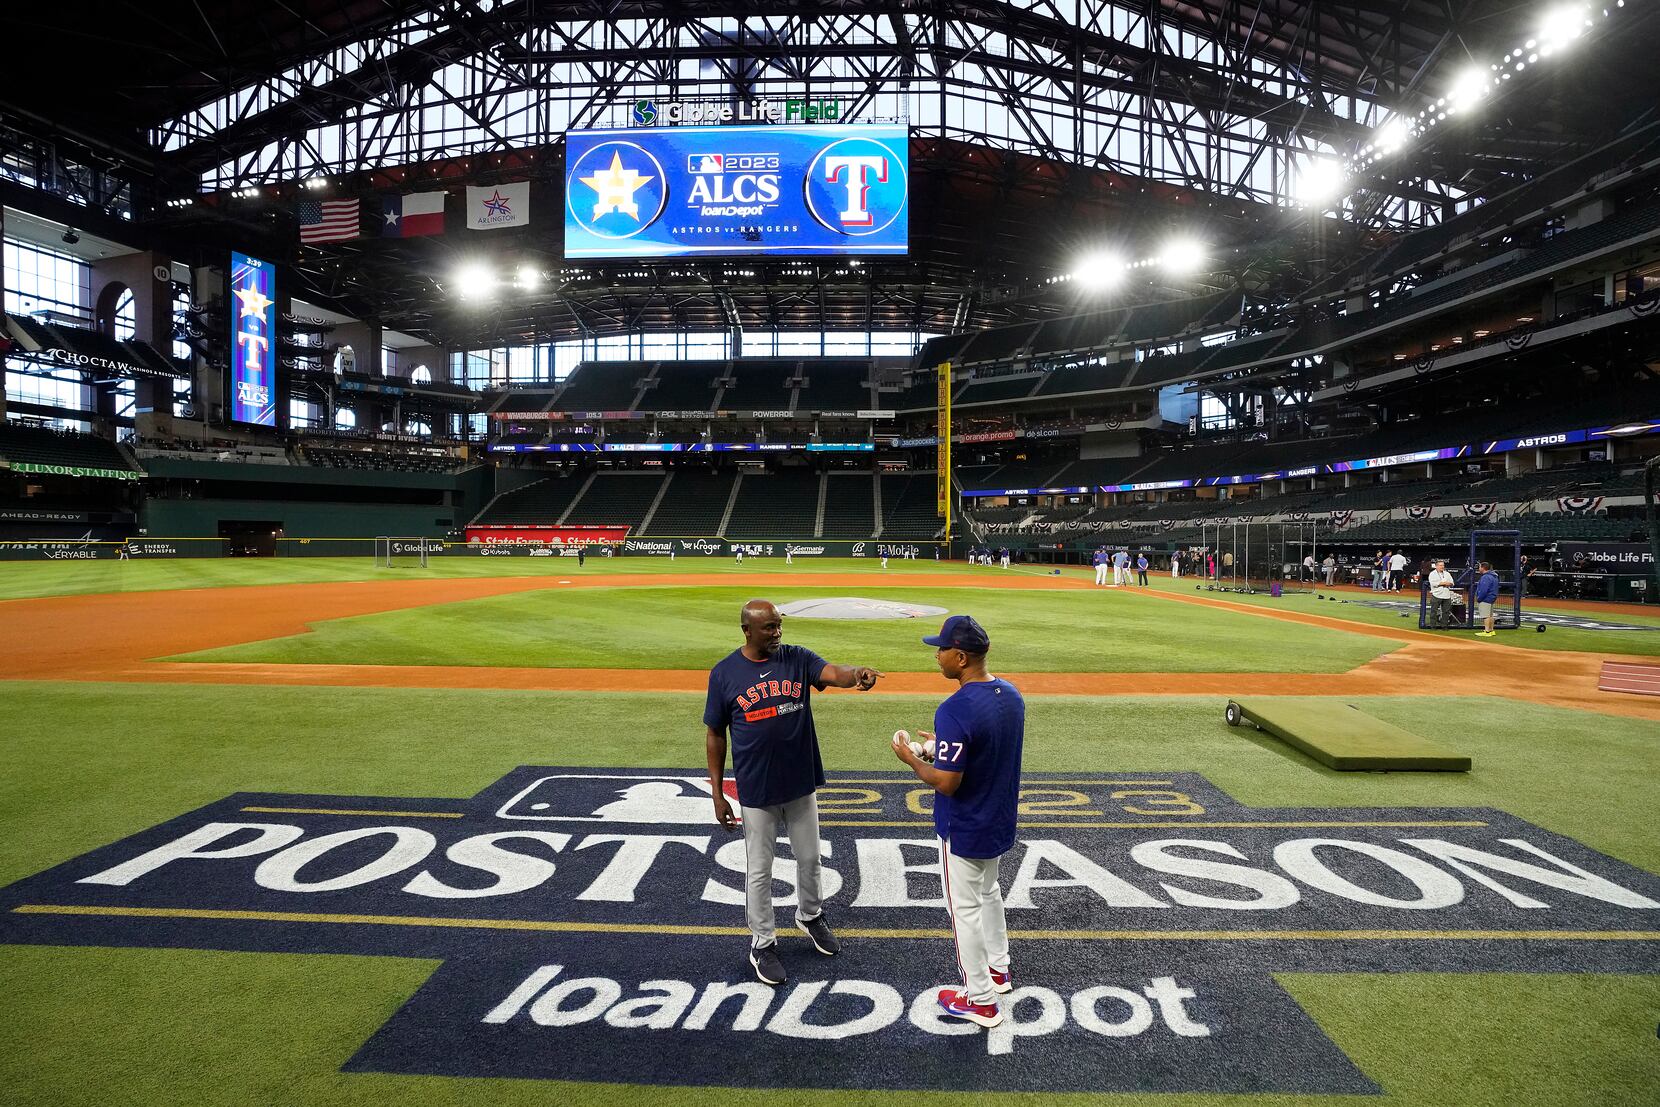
[820, 819, 1490, 829]
[235, 806, 1487, 830]
[13, 905, 1660, 943]
[241, 806, 464, 819]
[827, 778, 1176, 786]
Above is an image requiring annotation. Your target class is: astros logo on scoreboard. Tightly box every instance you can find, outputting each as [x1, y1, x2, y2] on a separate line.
[804, 136, 909, 236]
[566, 140, 670, 240]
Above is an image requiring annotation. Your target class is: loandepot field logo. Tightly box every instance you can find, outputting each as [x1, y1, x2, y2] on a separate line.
[3, 769, 1658, 1093]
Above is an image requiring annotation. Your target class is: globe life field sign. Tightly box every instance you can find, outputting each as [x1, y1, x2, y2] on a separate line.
[563, 125, 908, 258]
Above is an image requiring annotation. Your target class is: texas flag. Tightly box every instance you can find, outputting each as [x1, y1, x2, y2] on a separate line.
[380, 191, 446, 237]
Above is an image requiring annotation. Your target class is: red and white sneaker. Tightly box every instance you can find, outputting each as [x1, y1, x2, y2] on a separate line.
[989, 967, 1013, 994]
[938, 988, 1003, 1028]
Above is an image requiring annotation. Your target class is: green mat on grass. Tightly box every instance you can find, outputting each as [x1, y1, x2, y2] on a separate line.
[1229, 698, 1473, 771]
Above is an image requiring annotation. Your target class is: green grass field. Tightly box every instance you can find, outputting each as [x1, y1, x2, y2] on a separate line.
[2, 558, 1657, 1105]
[6, 555, 1653, 657]
[173, 583, 1394, 673]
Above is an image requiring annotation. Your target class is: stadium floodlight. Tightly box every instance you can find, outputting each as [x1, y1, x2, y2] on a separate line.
[1295, 157, 1347, 207]
[1072, 251, 1125, 290]
[1373, 117, 1413, 156]
[454, 263, 496, 300]
[1538, 4, 1589, 53]
[1158, 237, 1206, 276]
[516, 265, 542, 290]
[1446, 67, 1491, 112]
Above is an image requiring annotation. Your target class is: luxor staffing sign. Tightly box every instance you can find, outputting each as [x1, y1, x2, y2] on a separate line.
[229, 251, 278, 427]
[563, 125, 909, 258]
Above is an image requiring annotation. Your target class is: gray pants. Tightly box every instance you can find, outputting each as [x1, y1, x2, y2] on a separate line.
[1430, 595, 1455, 628]
[741, 793, 824, 948]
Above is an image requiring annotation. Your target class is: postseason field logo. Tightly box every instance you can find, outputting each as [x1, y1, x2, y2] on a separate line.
[564, 125, 908, 258]
[2, 768, 1658, 1094]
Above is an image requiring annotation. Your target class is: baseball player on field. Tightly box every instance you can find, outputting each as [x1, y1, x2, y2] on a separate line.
[891, 614, 1025, 1028]
[705, 599, 884, 986]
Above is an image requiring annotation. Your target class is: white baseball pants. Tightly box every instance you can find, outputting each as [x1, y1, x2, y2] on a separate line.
[940, 837, 1010, 1006]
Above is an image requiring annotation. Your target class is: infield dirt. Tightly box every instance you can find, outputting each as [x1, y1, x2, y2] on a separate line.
[6, 571, 1657, 722]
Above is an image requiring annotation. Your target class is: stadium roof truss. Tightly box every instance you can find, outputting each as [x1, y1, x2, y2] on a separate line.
[143, 0, 1498, 230]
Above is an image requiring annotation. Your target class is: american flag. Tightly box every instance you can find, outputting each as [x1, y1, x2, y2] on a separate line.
[298, 199, 361, 244]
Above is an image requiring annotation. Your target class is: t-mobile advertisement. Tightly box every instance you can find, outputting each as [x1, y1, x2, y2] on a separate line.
[229, 251, 278, 427]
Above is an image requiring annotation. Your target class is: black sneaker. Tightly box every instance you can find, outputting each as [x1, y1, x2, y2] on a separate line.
[749, 943, 786, 985]
[796, 914, 841, 955]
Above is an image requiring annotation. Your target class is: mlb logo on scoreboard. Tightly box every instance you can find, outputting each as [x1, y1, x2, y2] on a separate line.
[688, 154, 724, 173]
[495, 773, 738, 823]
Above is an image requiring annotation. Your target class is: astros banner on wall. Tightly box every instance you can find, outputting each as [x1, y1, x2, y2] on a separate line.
[563, 125, 909, 258]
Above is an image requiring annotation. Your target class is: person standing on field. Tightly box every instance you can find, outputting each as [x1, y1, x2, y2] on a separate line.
[1428, 558, 1457, 628]
[705, 600, 884, 985]
[1474, 561, 1501, 637]
[891, 615, 1024, 1029]
[1135, 552, 1149, 586]
[1389, 549, 1409, 592]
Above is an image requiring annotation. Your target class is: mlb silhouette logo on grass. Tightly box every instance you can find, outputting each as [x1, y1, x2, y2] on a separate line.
[497, 774, 739, 824]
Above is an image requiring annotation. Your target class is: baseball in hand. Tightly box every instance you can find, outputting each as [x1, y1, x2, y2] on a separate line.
[893, 729, 909, 745]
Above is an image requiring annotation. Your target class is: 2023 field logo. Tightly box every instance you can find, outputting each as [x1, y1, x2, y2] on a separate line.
[4, 768, 1655, 1094]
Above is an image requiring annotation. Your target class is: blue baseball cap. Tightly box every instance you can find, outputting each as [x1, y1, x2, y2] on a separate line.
[922, 614, 990, 652]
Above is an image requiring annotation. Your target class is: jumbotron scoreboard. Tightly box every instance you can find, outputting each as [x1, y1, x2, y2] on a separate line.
[563, 124, 909, 258]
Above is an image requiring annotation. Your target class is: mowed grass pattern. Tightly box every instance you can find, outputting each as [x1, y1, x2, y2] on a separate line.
[0, 555, 966, 601]
[171, 584, 1396, 673]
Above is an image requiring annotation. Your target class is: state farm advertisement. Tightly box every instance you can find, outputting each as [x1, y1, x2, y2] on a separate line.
[465, 525, 631, 546]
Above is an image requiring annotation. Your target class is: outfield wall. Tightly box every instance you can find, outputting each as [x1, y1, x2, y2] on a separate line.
[0, 537, 940, 560]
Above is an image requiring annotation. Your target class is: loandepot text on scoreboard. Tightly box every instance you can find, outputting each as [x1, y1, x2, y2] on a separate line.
[564, 125, 908, 258]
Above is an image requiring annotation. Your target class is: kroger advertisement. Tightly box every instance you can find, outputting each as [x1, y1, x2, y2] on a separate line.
[228, 250, 278, 427]
[563, 125, 908, 258]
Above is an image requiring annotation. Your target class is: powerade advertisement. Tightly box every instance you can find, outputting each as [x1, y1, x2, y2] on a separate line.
[228, 250, 278, 427]
[564, 125, 908, 258]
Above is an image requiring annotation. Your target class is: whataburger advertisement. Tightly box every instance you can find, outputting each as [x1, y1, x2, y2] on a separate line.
[564, 125, 909, 258]
[3, 769, 1657, 1094]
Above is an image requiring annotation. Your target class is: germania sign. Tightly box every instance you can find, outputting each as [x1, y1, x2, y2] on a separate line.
[2, 769, 1657, 1094]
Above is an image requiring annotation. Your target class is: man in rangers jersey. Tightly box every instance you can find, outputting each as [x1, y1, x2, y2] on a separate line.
[891, 614, 1025, 1029]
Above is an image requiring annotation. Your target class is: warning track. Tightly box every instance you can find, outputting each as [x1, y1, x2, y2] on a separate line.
[2, 571, 1655, 720]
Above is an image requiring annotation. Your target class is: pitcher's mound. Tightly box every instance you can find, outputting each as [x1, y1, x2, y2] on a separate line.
[777, 598, 949, 621]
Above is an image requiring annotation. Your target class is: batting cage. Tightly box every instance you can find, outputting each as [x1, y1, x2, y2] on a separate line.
[1418, 528, 1522, 631]
[1199, 519, 1320, 594]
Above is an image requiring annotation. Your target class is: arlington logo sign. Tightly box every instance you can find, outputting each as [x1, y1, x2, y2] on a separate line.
[3, 769, 1657, 1093]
